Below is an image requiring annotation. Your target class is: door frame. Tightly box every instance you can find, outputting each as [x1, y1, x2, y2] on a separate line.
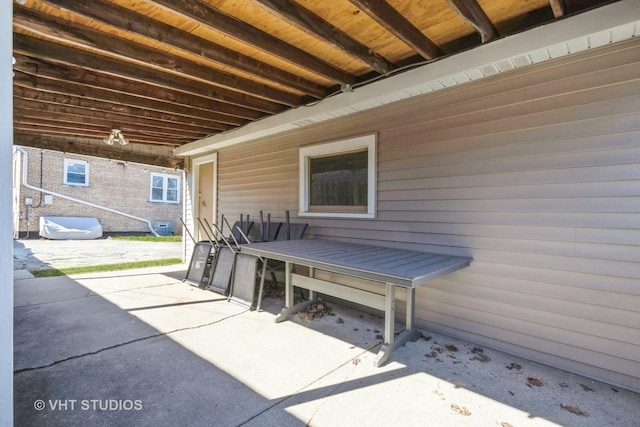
[190, 152, 218, 242]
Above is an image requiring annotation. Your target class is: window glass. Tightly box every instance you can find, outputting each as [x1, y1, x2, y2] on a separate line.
[166, 177, 179, 202]
[150, 173, 180, 203]
[299, 134, 376, 219]
[309, 150, 368, 208]
[64, 159, 89, 186]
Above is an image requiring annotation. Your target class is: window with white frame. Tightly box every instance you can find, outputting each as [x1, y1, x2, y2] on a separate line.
[299, 134, 376, 219]
[63, 159, 89, 186]
[150, 173, 180, 203]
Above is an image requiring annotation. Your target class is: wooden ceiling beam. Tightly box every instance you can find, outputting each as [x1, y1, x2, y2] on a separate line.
[12, 37, 285, 116]
[14, 106, 212, 140]
[13, 72, 251, 127]
[14, 117, 201, 144]
[13, 49, 277, 120]
[13, 9, 301, 107]
[445, 0, 499, 43]
[255, 0, 394, 75]
[549, 0, 567, 17]
[549, 0, 604, 18]
[13, 98, 227, 135]
[31, 0, 326, 98]
[14, 134, 184, 169]
[13, 124, 183, 146]
[146, 0, 356, 85]
[348, 0, 443, 60]
[13, 86, 238, 130]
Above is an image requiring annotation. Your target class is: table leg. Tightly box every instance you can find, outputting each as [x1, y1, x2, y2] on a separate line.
[256, 258, 268, 312]
[285, 261, 293, 307]
[374, 285, 421, 367]
[406, 287, 415, 330]
[275, 261, 296, 323]
[308, 267, 316, 301]
[374, 283, 395, 367]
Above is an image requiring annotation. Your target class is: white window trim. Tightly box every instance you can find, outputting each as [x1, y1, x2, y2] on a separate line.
[63, 158, 89, 187]
[150, 172, 181, 203]
[299, 134, 376, 219]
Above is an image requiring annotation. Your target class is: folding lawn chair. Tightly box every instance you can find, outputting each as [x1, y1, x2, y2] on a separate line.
[228, 253, 260, 309]
[250, 211, 282, 243]
[256, 211, 308, 311]
[182, 217, 220, 289]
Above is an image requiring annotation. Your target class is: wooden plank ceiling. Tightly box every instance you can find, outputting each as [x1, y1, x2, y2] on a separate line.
[13, 0, 617, 168]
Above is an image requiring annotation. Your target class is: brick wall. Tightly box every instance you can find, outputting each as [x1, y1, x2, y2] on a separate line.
[15, 147, 183, 236]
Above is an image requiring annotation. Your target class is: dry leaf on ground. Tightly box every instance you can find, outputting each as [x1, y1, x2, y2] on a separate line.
[450, 404, 471, 416]
[579, 383, 594, 392]
[561, 404, 589, 416]
[470, 347, 491, 363]
[527, 377, 544, 387]
[297, 302, 332, 323]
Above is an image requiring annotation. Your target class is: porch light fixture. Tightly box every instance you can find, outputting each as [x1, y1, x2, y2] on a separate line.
[103, 129, 128, 145]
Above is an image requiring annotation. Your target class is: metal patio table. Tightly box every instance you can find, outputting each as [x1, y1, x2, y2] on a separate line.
[241, 239, 472, 367]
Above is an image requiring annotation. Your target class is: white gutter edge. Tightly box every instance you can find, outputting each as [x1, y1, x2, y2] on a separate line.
[175, 0, 640, 158]
[16, 147, 160, 236]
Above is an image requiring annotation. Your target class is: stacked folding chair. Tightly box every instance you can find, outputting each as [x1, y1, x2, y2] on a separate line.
[183, 211, 307, 311]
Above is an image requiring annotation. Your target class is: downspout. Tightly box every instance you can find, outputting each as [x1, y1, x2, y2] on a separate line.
[16, 147, 159, 236]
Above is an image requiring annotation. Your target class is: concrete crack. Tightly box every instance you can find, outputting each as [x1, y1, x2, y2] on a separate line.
[13, 309, 248, 375]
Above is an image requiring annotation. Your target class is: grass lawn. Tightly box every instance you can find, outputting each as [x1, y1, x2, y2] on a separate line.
[111, 235, 182, 242]
[32, 258, 184, 277]
[30, 235, 184, 277]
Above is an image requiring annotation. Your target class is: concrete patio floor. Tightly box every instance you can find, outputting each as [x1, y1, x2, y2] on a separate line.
[13, 260, 639, 426]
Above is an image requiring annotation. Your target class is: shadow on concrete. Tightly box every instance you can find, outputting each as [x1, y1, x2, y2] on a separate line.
[14, 271, 301, 426]
[14, 267, 640, 427]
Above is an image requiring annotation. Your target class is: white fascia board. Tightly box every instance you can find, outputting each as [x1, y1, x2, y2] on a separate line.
[175, 0, 640, 158]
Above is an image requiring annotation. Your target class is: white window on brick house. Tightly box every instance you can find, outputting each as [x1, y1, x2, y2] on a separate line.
[299, 134, 376, 219]
[63, 159, 89, 186]
[150, 173, 180, 203]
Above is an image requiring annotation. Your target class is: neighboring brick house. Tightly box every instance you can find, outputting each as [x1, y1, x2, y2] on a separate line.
[13, 146, 183, 238]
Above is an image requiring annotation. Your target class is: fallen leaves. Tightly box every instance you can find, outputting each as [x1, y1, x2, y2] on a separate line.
[425, 345, 445, 359]
[527, 377, 544, 387]
[561, 404, 589, 416]
[450, 404, 471, 416]
[579, 383, 594, 392]
[506, 362, 522, 371]
[470, 347, 491, 363]
[298, 302, 332, 323]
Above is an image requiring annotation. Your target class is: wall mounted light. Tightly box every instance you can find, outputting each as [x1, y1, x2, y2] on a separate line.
[103, 129, 128, 145]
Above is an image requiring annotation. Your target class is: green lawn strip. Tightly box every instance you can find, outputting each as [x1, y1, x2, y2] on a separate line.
[31, 258, 183, 277]
[110, 236, 182, 242]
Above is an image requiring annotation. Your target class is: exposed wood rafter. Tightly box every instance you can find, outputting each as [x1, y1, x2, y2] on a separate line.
[550, 0, 568, 17]
[15, 134, 184, 169]
[40, 0, 327, 99]
[11, 0, 615, 166]
[146, 0, 357, 85]
[446, 0, 499, 43]
[348, 0, 444, 60]
[255, 0, 395, 75]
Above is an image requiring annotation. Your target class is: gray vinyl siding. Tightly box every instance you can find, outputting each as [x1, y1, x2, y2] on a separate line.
[208, 38, 640, 391]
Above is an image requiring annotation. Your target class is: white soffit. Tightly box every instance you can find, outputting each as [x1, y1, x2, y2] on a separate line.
[176, 0, 640, 157]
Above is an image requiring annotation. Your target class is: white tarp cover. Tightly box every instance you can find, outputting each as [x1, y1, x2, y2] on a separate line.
[39, 216, 103, 240]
